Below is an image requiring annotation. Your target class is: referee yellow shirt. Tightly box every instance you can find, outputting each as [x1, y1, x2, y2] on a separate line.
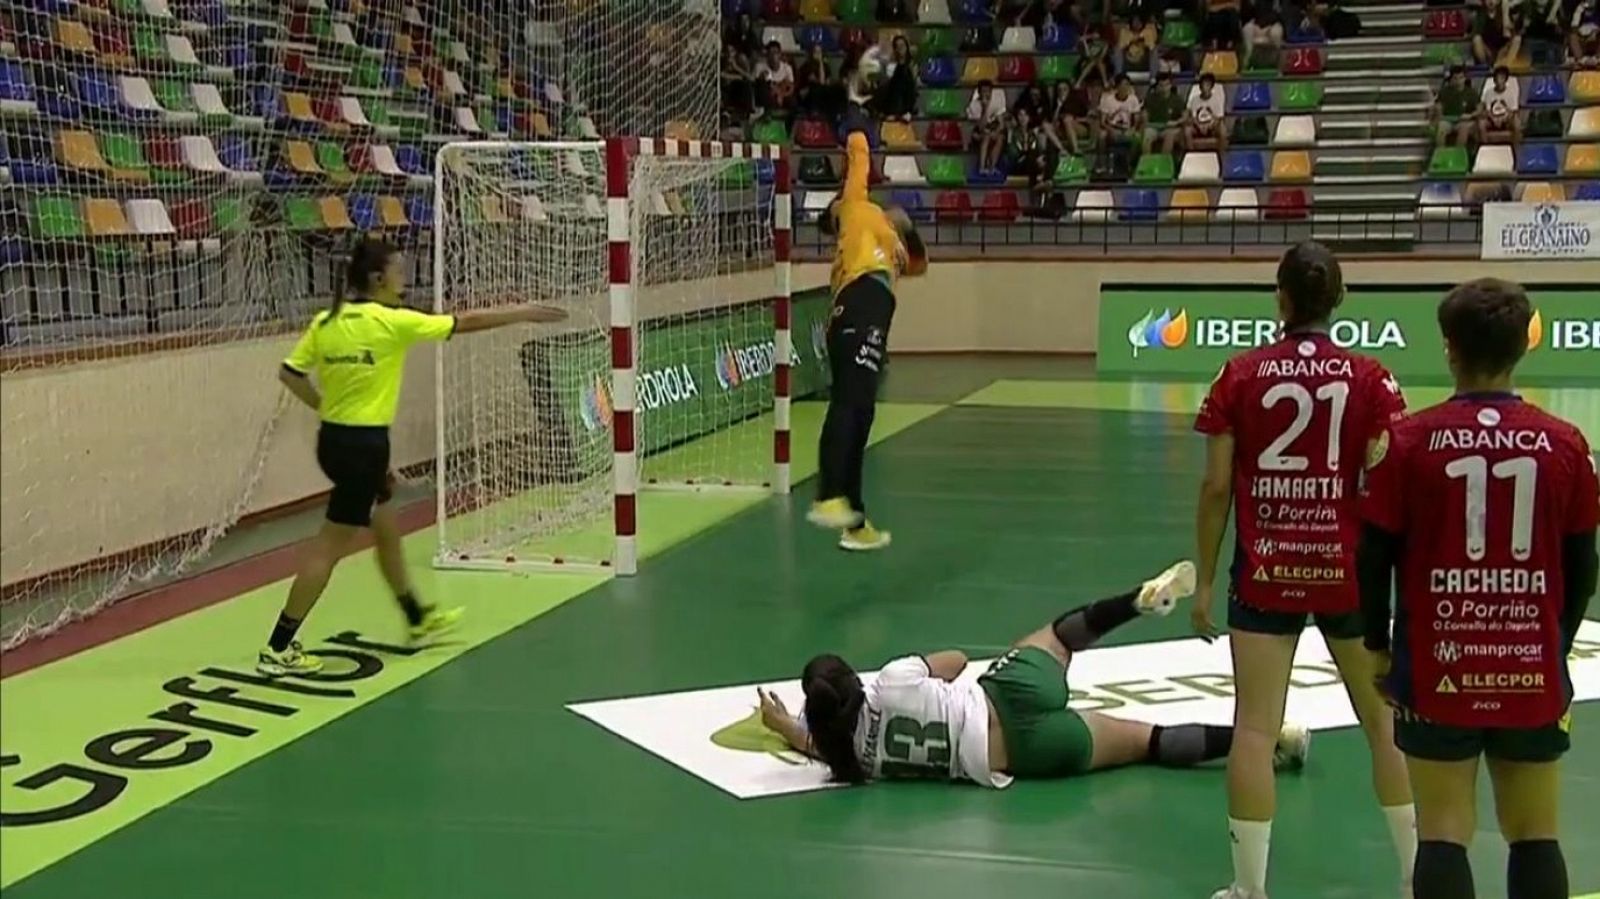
[282, 301, 455, 426]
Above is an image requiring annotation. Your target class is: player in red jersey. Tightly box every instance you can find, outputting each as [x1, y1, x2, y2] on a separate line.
[1359, 278, 1598, 899]
[1193, 242, 1417, 899]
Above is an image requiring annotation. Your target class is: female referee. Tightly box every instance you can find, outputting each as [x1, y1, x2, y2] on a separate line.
[806, 46, 927, 552]
[1192, 242, 1417, 899]
[260, 238, 566, 676]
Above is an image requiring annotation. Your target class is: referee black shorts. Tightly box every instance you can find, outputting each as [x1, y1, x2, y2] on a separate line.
[828, 275, 896, 408]
[316, 423, 394, 527]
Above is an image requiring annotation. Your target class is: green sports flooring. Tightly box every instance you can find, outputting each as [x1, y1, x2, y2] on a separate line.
[3, 357, 1599, 899]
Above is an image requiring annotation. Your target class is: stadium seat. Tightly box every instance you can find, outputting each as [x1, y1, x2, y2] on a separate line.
[1201, 51, 1239, 79]
[1573, 182, 1600, 201]
[395, 145, 429, 176]
[1473, 145, 1515, 176]
[918, 0, 952, 23]
[1263, 187, 1308, 220]
[1517, 143, 1560, 175]
[1282, 47, 1324, 76]
[32, 194, 85, 239]
[1232, 82, 1272, 113]
[1215, 186, 1260, 221]
[838, 27, 872, 56]
[1162, 19, 1199, 48]
[1224, 150, 1265, 181]
[1517, 182, 1564, 203]
[794, 118, 835, 148]
[960, 26, 997, 52]
[1526, 108, 1565, 139]
[796, 24, 833, 51]
[961, 56, 1000, 84]
[1572, 71, 1600, 104]
[1053, 154, 1089, 184]
[883, 155, 923, 182]
[317, 142, 355, 183]
[403, 194, 434, 228]
[282, 91, 321, 129]
[1423, 8, 1467, 37]
[169, 198, 213, 241]
[1572, 108, 1600, 140]
[998, 54, 1036, 82]
[191, 83, 232, 120]
[378, 195, 408, 228]
[923, 88, 964, 117]
[84, 197, 132, 237]
[1418, 182, 1465, 219]
[1118, 189, 1160, 222]
[1277, 81, 1324, 111]
[336, 97, 371, 129]
[920, 27, 958, 57]
[1428, 146, 1469, 177]
[348, 192, 380, 229]
[101, 131, 150, 181]
[282, 196, 322, 231]
[980, 190, 1021, 222]
[954, 0, 991, 24]
[765, 26, 801, 52]
[1134, 153, 1176, 183]
[1270, 150, 1311, 181]
[750, 118, 788, 144]
[1273, 115, 1316, 146]
[920, 57, 958, 87]
[1036, 54, 1077, 82]
[1567, 144, 1600, 174]
[1169, 188, 1212, 222]
[56, 19, 97, 57]
[890, 188, 930, 222]
[57, 129, 107, 173]
[126, 197, 175, 236]
[925, 119, 965, 150]
[76, 71, 123, 117]
[799, 154, 836, 184]
[1526, 75, 1565, 106]
[1038, 23, 1076, 52]
[999, 26, 1037, 53]
[798, 0, 829, 21]
[1179, 152, 1221, 183]
[1232, 115, 1270, 145]
[116, 75, 163, 119]
[926, 154, 967, 187]
[763, 0, 797, 20]
[1423, 42, 1464, 67]
[837, 0, 874, 23]
[935, 189, 974, 222]
[1072, 189, 1114, 222]
[880, 121, 921, 150]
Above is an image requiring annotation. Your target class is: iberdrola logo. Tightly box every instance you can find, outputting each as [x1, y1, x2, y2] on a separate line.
[1526, 309, 1544, 350]
[714, 343, 743, 390]
[578, 373, 612, 432]
[1128, 308, 1189, 357]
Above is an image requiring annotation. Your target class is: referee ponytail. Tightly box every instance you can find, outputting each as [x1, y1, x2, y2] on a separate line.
[322, 238, 399, 326]
[801, 654, 869, 785]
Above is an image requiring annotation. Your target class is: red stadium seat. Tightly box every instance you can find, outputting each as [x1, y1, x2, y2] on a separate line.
[762, 0, 797, 22]
[979, 190, 1020, 222]
[794, 118, 836, 148]
[169, 199, 213, 238]
[1282, 47, 1324, 76]
[924, 120, 965, 151]
[1264, 187, 1309, 220]
[998, 54, 1036, 83]
[935, 190, 974, 222]
[1423, 8, 1467, 38]
[838, 27, 872, 57]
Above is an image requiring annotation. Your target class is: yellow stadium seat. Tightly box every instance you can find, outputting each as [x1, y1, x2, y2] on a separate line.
[319, 196, 354, 230]
[83, 198, 132, 237]
[1565, 143, 1600, 174]
[404, 66, 426, 92]
[1572, 71, 1600, 104]
[284, 140, 322, 175]
[56, 19, 97, 56]
[57, 130, 107, 172]
[961, 56, 1000, 85]
[395, 32, 414, 56]
[1168, 188, 1212, 223]
[881, 121, 921, 150]
[1270, 150, 1312, 181]
[1517, 182, 1564, 203]
[528, 111, 554, 139]
[664, 119, 700, 141]
[799, 0, 831, 21]
[1201, 51, 1239, 79]
[282, 92, 319, 125]
[1502, 51, 1532, 74]
[378, 195, 408, 228]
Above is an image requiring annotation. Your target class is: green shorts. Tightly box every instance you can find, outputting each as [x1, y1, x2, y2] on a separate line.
[978, 646, 1094, 778]
[1394, 706, 1572, 763]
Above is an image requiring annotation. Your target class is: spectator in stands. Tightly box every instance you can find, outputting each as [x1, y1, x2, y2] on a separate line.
[755, 41, 796, 120]
[721, 44, 757, 121]
[1116, 13, 1160, 76]
[1572, 16, 1600, 67]
[1007, 106, 1061, 199]
[1204, 0, 1245, 49]
[724, 11, 761, 58]
[1182, 71, 1229, 154]
[1142, 70, 1185, 154]
[1097, 72, 1146, 154]
[1047, 79, 1088, 155]
[1478, 63, 1523, 147]
[1015, 81, 1049, 122]
[1076, 25, 1115, 85]
[1430, 64, 1478, 149]
[1019, 0, 1084, 30]
[877, 0, 916, 22]
[1241, 5, 1285, 69]
[797, 44, 838, 118]
[1472, 0, 1521, 65]
[874, 35, 920, 121]
[1522, 0, 1567, 41]
[968, 80, 1010, 172]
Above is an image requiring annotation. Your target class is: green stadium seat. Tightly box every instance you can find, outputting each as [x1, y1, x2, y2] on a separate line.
[1134, 153, 1175, 183]
[1276, 81, 1323, 111]
[1427, 146, 1469, 177]
[316, 141, 354, 180]
[101, 132, 151, 177]
[750, 118, 789, 143]
[1232, 115, 1271, 146]
[837, 0, 875, 23]
[720, 160, 755, 186]
[212, 196, 249, 232]
[1161, 19, 1199, 48]
[920, 28, 957, 58]
[354, 57, 384, 90]
[1037, 54, 1078, 83]
[1423, 42, 1464, 66]
[154, 79, 195, 113]
[283, 196, 324, 231]
[134, 27, 166, 62]
[364, 98, 394, 130]
[923, 88, 964, 118]
[113, 0, 142, 14]
[32, 195, 85, 239]
[1052, 154, 1089, 184]
[925, 154, 968, 187]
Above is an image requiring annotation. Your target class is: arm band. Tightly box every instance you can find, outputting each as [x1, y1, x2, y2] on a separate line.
[1561, 531, 1598, 652]
[1358, 523, 1402, 652]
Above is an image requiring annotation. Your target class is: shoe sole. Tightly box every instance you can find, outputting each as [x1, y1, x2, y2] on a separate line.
[808, 507, 865, 530]
[838, 534, 892, 552]
[256, 661, 323, 678]
[1140, 560, 1198, 615]
[410, 616, 464, 645]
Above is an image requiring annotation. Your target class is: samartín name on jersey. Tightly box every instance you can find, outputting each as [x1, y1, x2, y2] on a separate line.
[1254, 357, 1355, 380]
[1426, 428, 1554, 453]
[1431, 567, 1550, 596]
[1252, 476, 1346, 501]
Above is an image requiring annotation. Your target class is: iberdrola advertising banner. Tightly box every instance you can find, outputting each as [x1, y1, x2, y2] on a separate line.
[1098, 286, 1600, 382]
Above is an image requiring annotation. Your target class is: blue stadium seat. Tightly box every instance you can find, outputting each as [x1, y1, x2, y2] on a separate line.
[1573, 182, 1600, 201]
[0, 235, 24, 265]
[1526, 74, 1565, 105]
[224, 42, 251, 71]
[1286, 22, 1325, 44]
[1118, 189, 1161, 222]
[1232, 82, 1272, 112]
[754, 158, 775, 183]
[920, 56, 958, 87]
[969, 163, 1007, 184]
[1224, 150, 1265, 182]
[395, 145, 429, 175]
[1517, 143, 1560, 175]
[955, 0, 991, 24]
[348, 193, 380, 229]
[190, 0, 227, 27]
[74, 71, 122, 118]
[0, 60, 34, 106]
[249, 85, 282, 119]
[890, 188, 931, 222]
[722, 0, 751, 15]
[798, 25, 836, 51]
[1039, 23, 1077, 51]
[405, 194, 433, 226]
[216, 135, 258, 173]
[28, 0, 74, 13]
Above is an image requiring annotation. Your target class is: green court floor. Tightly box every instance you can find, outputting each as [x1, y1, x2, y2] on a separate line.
[3, 358, 1598, 899]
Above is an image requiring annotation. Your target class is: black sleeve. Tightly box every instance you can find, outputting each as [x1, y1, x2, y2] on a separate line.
[280, 362, 308, 377]
[1358, 523, 1403, 652]
[1562, 531, 1598, 652]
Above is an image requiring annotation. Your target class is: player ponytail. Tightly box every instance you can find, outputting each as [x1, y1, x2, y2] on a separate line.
[322, 237, 398, 326]
[801, 654, 869, 785]
[1275, 240, 1345, 332]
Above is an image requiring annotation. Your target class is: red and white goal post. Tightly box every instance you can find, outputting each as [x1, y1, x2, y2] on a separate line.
[431, 137, 793, 576]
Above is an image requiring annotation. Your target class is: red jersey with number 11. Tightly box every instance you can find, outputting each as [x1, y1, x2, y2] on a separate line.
[1361, 396, 1599, 728]
[1195, 333, 1405, 613]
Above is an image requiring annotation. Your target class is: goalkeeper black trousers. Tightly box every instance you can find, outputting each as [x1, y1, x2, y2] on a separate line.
[817, 275, 895, 517]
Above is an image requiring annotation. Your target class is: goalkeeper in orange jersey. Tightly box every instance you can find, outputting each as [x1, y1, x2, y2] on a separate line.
[806, 47, 927, 552]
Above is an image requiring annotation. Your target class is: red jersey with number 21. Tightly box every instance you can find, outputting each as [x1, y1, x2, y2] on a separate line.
[1195, 333, 1405, 613]
[1361, 396, 1599, 728]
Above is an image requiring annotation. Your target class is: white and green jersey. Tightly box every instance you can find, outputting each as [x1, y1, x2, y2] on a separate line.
[853, 656, 1009, 788]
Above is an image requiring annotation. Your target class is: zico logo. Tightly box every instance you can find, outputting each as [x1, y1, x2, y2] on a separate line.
[714, 340, 783, 391]
[1127, 309, 1189, 356]
[0, 632, 419, 827]
[1525, 309, 1600, 351]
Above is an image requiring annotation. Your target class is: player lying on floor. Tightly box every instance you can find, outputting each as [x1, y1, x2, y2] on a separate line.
[757, 561, 1310, 786]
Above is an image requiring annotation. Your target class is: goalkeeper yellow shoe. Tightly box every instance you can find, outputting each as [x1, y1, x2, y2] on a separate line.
[257, 642, 323, 677]
[409, 605, 465, 644]
[807, 498, 864, 530]
[839, 522, 892, 552]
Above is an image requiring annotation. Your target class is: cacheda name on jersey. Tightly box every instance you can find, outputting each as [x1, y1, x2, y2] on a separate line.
[1254, 357, 1355, 379]
[1251, 476, 1345, 501]
[1199, 319, 1406, 350]
[1426, 428, 1555, 453]
[1432, 568, 1550, 596]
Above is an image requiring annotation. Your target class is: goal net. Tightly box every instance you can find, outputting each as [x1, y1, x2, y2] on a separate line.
[433, 139, 791, 575]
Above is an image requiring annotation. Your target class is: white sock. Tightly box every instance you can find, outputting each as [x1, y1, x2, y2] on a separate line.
[1228, 817, 1273, 895]
[1383, 803, 1418, 885]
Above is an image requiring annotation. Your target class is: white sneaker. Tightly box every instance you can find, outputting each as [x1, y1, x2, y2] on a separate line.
[1274, 723, 1311, 772]
[1137, 560, 1197, 616]
[1211, 887, 1267, 899]
[839, 522, 892, 552]
[257, 642, 323, 677]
